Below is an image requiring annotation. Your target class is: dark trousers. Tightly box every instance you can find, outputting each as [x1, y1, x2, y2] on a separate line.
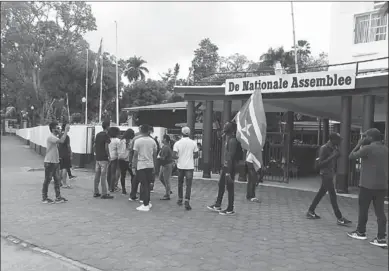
[119, 159, 133, 191]
[246, 162, 257, 199]
[107, 159, 119, 191]
[42, 162, 61, 200]
[129, 173, 140, 200]
[137, 168, 153, 206]
[67, 168, 73, 177]
[216, 167, 235, 211]
[177, 169, 194, 201]
[309, 174, 343, 220]
[357, 187, 387, 239]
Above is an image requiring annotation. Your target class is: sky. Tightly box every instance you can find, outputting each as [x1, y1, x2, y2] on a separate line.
[84, 2, 332, 81]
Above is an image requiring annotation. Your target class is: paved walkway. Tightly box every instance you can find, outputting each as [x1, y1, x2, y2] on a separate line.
[1, 136, 388, 271]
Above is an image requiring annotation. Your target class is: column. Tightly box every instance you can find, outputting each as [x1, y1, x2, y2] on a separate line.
[187, 100, 196, 139]
[361, 95, 375, 133]
[284, 111, 294, 182]
[202, 100, 213, 178]
[336, 96, 352, 194]
[221, 100, 232, 170]
[385, 96, 388, 146]
[323, 118, 329, 144]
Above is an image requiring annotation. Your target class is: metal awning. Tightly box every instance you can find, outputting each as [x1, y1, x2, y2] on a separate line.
[122, 102, 187, 112]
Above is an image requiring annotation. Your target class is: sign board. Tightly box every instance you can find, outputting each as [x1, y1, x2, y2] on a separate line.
[225, 70, 356, 96]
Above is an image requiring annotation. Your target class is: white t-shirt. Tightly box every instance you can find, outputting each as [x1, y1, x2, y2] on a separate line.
[108, 138, 120, 161]
[133, 136, 157, 170]
[44, 134, 60, 163]
[246, 152, 261, 168]
[173, 137, 199, 170]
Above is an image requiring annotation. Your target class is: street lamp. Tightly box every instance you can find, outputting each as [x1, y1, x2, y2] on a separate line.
[30, 105, 35, 127]
[81, 97, 86, 124]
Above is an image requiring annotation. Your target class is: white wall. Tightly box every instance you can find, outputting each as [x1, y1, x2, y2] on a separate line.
[329, 2, 388, 71]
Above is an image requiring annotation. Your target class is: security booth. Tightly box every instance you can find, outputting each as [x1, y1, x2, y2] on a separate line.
[175, 59, 388, 193]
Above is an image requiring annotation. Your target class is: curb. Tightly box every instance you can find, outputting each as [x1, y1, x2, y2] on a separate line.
[1, 232, 104, 271]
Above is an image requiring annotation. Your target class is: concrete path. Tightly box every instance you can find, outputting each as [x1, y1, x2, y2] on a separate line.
[1, 135, 388, 271]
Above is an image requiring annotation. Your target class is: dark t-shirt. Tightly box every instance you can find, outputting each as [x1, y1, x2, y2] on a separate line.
[95, 131, 111, 161]
[58, 135, 70, 159]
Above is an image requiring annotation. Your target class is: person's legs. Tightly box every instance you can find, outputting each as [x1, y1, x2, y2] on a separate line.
[162, 164, 172, 198]
[308, 176, 328, 215]
[61, 169, 68, 186]
[372, 189, 387, 239]
[42, 163, 54, 201]
[177, 169, 185, 204]
[138, 169, 151, 206]
[159, 165, 166, 188]
[111, 160, 119, 190]
[130, 173, 139, 200]
[119, 160, 127, 193]
[246, 162, 256, 199]
[107, 161, 113, 191]
[215, 168, 226, 206]
[184, 170, 194, 210]
[52, 163, 63, 200]
[226, 170, 235, 211]
[324, 176, 343, 220]
[100, 161, 109, 196]
[94, 161, 102, 195]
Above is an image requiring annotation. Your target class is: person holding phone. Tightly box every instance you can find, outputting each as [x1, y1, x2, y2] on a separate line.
[347, 128, 388, 248]
[306, 132, 351, 226]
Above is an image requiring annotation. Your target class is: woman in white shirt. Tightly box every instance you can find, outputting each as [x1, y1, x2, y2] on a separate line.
[107, 127, 121, 192]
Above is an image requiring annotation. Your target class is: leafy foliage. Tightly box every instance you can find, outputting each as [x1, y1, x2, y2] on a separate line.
[191, 38, 220, 81]
[122, 56, 149, 83]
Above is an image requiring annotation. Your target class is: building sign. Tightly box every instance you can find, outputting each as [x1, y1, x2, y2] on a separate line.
[225, 70, 356, 95]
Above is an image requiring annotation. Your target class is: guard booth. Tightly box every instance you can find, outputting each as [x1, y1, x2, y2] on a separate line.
[175, 58, 388, 193]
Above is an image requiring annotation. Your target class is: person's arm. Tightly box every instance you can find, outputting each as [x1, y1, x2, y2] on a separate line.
[193, 141, 199, 159]
[153, 143, 157, 172]
[349, 142, 369, 160]
[173, 142, 179, 160]
[225, 138, 237, 175]
[132, 140, 139, 172]
[317, 146, 338, 168]
[105, 135, 111, 160]
[48, 129, 68, 145]
[159, 146, 168, 161]
[67, 136, 72, 159]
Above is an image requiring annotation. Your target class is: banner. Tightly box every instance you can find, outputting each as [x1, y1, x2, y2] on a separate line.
[225, 70, 356, 95]
[91, 38, 103, 85]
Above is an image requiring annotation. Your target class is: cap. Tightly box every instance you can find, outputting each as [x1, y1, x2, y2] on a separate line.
[181, 126, 190, 136]
[329, 132, 342, 141]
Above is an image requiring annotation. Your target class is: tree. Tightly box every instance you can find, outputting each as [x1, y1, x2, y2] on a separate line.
[292, 40, 311, 70]
[219, 53, 251, 72]
[123, 56, 149, 83]
[121, 79, 169, 108]
[260, 46, 294, 70]
[301, 52, 329, 72]
[1, 2, 96, 123]
[160, 63, 181, 92]
[191, 38, 219, 81]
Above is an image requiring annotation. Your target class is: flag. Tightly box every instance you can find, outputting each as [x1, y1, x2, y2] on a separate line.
[91, 38, 103, 84]
[235, 89, 267, 171]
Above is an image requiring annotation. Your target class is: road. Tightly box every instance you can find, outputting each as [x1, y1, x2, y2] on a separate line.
[1, 135, 388, 271]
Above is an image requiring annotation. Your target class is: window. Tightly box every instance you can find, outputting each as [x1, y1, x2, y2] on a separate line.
[354, 12, 388, 44]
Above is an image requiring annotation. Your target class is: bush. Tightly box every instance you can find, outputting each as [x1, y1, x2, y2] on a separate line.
[71, 113, 82, 124]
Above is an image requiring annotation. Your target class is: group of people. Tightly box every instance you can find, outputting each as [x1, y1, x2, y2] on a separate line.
[41, 119, 387, 247]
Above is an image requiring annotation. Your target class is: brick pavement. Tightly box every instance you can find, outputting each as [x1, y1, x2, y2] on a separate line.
[1, 136, 388, 271]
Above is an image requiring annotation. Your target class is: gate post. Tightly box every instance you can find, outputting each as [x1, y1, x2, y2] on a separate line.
[362, 95, 375, 132]
[187, 100, 196, 139]
[202, 100, 213, 178]
[323, 118, 329, 144]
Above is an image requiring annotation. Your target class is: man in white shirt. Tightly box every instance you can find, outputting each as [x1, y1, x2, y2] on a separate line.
[173, 126, 199, 211]
[42, 121, 69, 204]
[246, 151, 260, 202]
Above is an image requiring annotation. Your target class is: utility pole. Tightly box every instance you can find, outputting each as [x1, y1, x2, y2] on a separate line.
[291, 2, 299, 73]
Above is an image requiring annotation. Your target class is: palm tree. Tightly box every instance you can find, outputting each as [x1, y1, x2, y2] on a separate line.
[259, 47, 294, 70]
[292, 40, 311, 70]
[123, 56, 149, 83]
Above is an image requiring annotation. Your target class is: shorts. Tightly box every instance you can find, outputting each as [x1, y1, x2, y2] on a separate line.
[59, 157, 71, 170]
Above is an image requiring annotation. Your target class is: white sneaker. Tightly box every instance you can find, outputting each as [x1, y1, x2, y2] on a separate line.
[149, 203, 152, 208]
[136, 205, 150, 212]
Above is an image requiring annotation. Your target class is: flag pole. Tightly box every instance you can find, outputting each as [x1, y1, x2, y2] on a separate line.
[99, 40, 104, 123]
[85, 49, 89, 125]
[66, 93, 70, 123]
[115, 21, 119, 125]
[291, 2, 299, 73]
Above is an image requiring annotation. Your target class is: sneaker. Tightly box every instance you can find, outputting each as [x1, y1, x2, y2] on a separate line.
[177, 199, 183, 206]
[139, 200, 143, 204]
[369, 237, 388, 248]
[249, 198, 261, 203]
[337, 217, 352, 226]
[122, 189, 127, 195]
[136, 205, 150, 212]
[69, 175, 77, 179]
[114, 187, 121, 192]
[306, 211, 321, 219]
[150, 189, 154, 193]
[101, 194, 114, 199]
[93, 193, 101, 198]
[55, 197, 68, 203]
[160, 195, 170, 200]
[128, 197, 138, 201]
[207, 204, 222, 212]
[185, 201, 192, 211]
[219, 209, 235, 216]
[42, 198, 54, 204]
[347, 231, 367, 240]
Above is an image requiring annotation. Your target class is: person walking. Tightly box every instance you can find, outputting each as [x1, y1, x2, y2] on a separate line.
[148, 127, 160, 193]
[42, 121, 69, 204]
[306, 132, 351, 226]
[246, 152, 261, 202]
[93, 120, 114, 199]
[58, 122, 72, 189]
[159, 134, 174, 200]
[347, 128, 388, 247]
[118, 128, 135, 195]
[207, 122, 240, 215]
[107, 127, 121, 192]
[173, 126, 199, 211]
[128, 132, 144, 202]
[132, 124, 157, 212]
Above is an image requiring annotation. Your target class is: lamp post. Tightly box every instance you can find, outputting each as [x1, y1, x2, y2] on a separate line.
[30, 105, 35, 127]
[81, 97, 86, 124]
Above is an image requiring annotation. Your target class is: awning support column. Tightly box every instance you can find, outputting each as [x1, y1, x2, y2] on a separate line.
[187, 101, 196, 139]
[323, 118, 330, 144]
[202, 100, 213, 178]
[336, 96, 352, 194]
[362, 95, 375, 133]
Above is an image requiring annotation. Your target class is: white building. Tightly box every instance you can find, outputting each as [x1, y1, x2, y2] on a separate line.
[329, 2, 388, 72]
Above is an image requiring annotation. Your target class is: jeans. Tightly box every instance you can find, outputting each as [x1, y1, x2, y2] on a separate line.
[159, 163, 173, 197]
[309, 174, 343, 220]
[137, 168, 153, 206]
[107, 159, 119, 191]
[177, 169, 194, 201]
[94, 161, 109, 195]
[216, 167, 235, 211]
[119, 159, 133, 191]
[357, 187, 387, 239]
[246, 162, 257, 199]
[129, 173, 140, 200]
[42, 162, 61, 200]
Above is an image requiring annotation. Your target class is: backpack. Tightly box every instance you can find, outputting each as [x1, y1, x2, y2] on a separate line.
[232, 138, 244, 162]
